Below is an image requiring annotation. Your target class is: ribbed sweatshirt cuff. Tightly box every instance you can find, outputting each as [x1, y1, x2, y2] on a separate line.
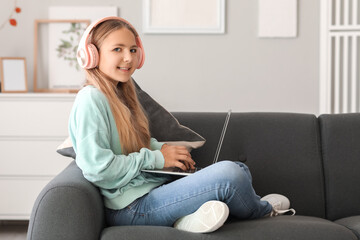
[153, 150, 165, 169]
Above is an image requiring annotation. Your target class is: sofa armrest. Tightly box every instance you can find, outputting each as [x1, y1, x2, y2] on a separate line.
[27, 161, 105, 240]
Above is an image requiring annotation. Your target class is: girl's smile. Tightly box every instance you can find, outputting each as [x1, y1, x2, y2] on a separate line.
[117, 66, 132, 73]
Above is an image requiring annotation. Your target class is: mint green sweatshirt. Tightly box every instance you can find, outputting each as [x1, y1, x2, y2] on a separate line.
[69, 85, 169, 210]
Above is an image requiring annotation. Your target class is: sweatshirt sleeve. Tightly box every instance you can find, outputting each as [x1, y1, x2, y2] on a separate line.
[150, 137, 165, 151]
[69, 88, 165, 190]
[76, 131, 165, 189]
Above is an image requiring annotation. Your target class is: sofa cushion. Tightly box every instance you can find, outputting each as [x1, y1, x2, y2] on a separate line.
[133, 80, 205, 149]
[319, 113, 360, 220]
[173, 112, 326, 218]
[100, 216, 357, 240]
[223, 113, 326, 218]
[171, 112, 231, 168]
[335, 216, 360, 239]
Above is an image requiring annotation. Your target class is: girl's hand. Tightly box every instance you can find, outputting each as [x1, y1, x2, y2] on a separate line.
[160, 144, 196, 171]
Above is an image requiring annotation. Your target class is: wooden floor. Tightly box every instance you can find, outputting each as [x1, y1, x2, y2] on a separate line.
[0, 221, 28, 240]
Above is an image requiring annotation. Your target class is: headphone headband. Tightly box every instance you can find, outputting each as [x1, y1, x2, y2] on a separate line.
[77, 16, 145, 69]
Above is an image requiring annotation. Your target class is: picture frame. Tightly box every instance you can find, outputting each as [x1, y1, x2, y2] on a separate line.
[143, 0, 225, 34]
[33, 19, 90, 93]
[0, 57, 28, 93]
[258, 0, 297, 38]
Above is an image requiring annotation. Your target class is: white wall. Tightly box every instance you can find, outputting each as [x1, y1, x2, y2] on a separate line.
[0, 0, 320, 114]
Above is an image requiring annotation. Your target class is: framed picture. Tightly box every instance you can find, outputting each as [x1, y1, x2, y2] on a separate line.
[0, 57, 28, 93]
[33, 19, 90, 93]
[258, 0, 297, 38]
[143, 0, 225, 34]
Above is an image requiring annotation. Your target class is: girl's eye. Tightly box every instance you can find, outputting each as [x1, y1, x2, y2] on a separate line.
[114, 48, 121, 52]
[130, 49, 137, 53]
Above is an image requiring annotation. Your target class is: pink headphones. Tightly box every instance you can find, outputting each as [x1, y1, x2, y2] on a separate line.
[77, 16, 145, 70]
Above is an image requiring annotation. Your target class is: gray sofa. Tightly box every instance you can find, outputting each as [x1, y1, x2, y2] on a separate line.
[27, 112, 360, 240]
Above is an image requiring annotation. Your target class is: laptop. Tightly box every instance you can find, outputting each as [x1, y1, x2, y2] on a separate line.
[142, 109, 232, 176]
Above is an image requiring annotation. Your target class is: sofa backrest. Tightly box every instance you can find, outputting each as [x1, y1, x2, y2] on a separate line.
[173, 112, 326, 218]
[319, 113, 360, 221]
[172, 112, 229, 168]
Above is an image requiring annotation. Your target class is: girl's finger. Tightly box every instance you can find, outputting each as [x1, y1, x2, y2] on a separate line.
[174, 161, 187, 171]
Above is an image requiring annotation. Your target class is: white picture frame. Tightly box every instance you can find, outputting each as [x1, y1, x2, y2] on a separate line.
[0, 57, 28, 93]
[258, 0, 297, 38]
[143, 0, 225, 34]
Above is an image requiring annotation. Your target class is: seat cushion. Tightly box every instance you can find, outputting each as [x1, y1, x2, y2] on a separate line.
[319, 113, 360, 220]
[336, 216, 360, 238]
[100, 216, 357, 240]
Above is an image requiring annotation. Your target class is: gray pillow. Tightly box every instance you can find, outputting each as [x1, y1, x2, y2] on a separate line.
[57, 79, 205, 159]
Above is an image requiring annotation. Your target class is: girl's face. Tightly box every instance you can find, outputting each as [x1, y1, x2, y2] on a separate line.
[98, 27, 139, 83]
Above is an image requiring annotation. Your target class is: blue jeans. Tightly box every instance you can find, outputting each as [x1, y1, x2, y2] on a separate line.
[105, 161, 272, 227]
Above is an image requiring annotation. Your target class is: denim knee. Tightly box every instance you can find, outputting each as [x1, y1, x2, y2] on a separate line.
[210, 161, 252, 185]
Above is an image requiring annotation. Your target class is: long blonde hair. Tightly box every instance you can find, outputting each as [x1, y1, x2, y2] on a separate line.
[85, 19, 150, 154]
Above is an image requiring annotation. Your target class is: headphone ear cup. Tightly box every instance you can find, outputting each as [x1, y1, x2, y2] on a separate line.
[86, 44, 99, 69]
[135, 37, 145, 69]
[137, 48, 144, 69]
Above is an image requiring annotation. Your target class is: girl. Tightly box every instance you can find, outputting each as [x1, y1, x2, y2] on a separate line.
[70, 16, 295, 233]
